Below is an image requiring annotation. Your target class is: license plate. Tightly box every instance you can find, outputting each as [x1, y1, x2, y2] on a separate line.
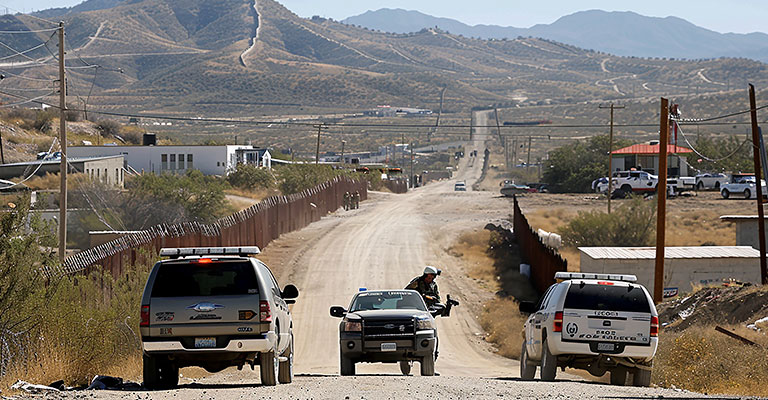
[597, 343, 615, 352]
[194, 337, 216, 348]
[380, 343, 397, 352]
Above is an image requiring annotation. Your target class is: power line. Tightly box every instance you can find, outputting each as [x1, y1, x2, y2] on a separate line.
[0, 3, 60, 26]
[674, 120, 750, 164]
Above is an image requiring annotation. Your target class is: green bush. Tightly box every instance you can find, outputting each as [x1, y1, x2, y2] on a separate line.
[276, 164, 349, 195]
[96, 119, 121, 137]
[227, 163, 275, 190]
[543, 135, 631, 193]
[561, 196, 656, 247]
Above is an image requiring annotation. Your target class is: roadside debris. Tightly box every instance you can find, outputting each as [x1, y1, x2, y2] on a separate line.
[11, 380, 60, 394]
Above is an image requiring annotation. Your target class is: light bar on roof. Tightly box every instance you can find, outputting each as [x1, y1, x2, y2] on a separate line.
[159, 247, 261, 258]
[555, 272, 637, 283]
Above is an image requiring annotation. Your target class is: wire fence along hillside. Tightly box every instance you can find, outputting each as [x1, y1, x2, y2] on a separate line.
[513, 195, 567, 294]
[52, 177, 368, 278]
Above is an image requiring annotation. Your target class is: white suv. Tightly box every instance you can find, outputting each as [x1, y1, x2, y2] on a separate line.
[519, 272, 658, 386]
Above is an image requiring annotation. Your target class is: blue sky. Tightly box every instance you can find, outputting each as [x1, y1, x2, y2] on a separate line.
[3, 0, 766, 34]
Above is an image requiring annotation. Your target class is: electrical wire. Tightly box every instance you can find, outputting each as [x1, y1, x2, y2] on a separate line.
[0, 32, 56, 64]
[0, 41, 49, 61]
[0, 90, 55, 107]
[675, 104, 768, 123]
[5, 137, 57, 188]
[673, 120, 750, 164]
[0, 27, 60, 34]
[0, 3, 60, 26]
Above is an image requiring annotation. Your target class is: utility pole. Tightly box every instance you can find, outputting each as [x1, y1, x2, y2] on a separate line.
[401, 132, 405, 169]
[409, 141, 414, 188]
[58, 22, 67, 262]
[654, 98, 669, 304]
[314, 125, 323, 164]
[599, 103, 625, 213]
[748, 84, 767, 284]
[340, 140, 346, 165]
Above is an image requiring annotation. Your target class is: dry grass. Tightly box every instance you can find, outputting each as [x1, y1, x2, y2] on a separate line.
[451, 230, 498, 289]
[654, 324, 768, 397]
[479, 297, 527, 359]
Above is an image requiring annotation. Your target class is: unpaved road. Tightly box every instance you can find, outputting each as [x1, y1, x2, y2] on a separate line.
[54, 112, 715, 399]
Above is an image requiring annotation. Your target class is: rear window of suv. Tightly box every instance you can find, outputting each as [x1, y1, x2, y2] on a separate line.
[564, 283, 651, 313]
[151, 261, 259, 297]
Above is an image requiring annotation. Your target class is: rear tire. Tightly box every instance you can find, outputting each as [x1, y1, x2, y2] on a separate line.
[260, 349, 279, 386]
[745, 189, 751, 199]
[696, 181, 704, 191]
[633, 368, 652, 387]
[520, 341, 536, 381]
[278, 333, 294, 384]
[610, 367, 627, 386]
[399, 361, 412, 375]
[620, 184, 632, 194]
[420, 353, 435, 376]
[143, 354, 178, 390]
[540, 338, 557, 381]
[721, 189, 730, 199]
[340, 352, 355, 376]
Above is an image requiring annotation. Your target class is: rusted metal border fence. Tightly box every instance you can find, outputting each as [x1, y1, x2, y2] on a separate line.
[513, 195, 567, 294]
[383, 179, 408, 194]
[52, 177, 368, 278]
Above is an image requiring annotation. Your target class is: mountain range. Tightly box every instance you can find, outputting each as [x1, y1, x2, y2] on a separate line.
[342, 9, 768, 62]
[0, 0, 759, 122]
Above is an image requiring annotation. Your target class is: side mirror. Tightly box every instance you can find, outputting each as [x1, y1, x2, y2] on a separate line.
[330, 306, 347, 318]
[518, 301, 537, 314]
[282, 284, 299, 299]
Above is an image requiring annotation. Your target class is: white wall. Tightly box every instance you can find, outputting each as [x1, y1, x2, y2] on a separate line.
[580, 253, 760, 298]
[69, 145, 254, 175]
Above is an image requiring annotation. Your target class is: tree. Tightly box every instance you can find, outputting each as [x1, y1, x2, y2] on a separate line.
[0, 196, 57, 376]
[685, 135, 752, 174]
[543, 135, 631, 193]
[561, 196, 656, 247]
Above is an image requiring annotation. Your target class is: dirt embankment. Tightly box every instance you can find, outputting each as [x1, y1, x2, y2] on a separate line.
[658, 285, 768, 332]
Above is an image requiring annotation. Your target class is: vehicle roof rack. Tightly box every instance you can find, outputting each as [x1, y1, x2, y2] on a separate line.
[555, 272, 637, 283]
[159, 246, 260, 259]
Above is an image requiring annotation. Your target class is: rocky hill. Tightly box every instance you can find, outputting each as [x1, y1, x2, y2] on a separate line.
[0, 0, 764, 119]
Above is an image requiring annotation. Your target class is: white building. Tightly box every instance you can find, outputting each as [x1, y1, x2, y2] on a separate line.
[579, 246, 761, 299]
[68, 145, 271, 175]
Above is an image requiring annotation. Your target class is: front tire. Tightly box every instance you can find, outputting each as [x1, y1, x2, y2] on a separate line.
[278, 333, 294, 384]
[721, 189, 730, 199]
[633, 368, 652, 387]
[420, 353, 435, 376]
[610, 367, 627, 386]
[696, 181, 704, 191]
[540, 338, 557, 381]
[520, 341, 536, 381]
[260, 348, 279, 386]
[340, 352, 355, 376]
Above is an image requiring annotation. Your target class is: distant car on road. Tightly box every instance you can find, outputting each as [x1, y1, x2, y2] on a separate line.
[695, 173, 729, 190]
[519, 272, 658, 387]
[454, 181, 467, 191]
[330, 289, 457, 376]
[139, 247, 299, 389]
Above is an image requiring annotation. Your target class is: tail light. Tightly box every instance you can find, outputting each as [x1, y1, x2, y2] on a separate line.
[259, 300, 272, 322]
[553, 311, 563, 332]
[650, 316, 659, 337]
[140, 305, 150, 327]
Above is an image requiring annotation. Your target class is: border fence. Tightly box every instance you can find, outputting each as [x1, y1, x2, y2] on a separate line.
[513, 195, 568, 294]
[52, 176, 367, 278]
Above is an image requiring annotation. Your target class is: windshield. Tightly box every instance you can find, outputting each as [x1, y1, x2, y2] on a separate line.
[350, 291, 427, 312]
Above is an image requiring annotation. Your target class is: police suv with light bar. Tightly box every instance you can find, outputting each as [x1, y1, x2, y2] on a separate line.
[518, 272, 658, 387]
[139, 247, 299, 389]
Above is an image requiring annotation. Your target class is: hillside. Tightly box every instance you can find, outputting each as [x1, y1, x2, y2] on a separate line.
[0, 0, 764, 123]
[343, 9, 768, 62]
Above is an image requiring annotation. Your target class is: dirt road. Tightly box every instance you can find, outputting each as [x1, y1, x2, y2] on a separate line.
[59, 112, 716, 398]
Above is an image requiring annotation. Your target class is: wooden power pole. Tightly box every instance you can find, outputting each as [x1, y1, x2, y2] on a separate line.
[58, 22, 67, 263]
[599, 103, 624, 214]
[749, 84, 767, 284]
[654, 98, 669, 303]
[314, 125, 323, 164]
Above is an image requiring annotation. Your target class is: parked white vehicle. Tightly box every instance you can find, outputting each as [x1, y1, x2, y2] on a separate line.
[519, 272, 658, 387]
[611, 171, 658, 194]
[695, 173, 729, 191]
[720, 175, 767, 199]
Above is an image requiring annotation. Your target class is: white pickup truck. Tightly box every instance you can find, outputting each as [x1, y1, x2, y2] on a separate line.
[612, 171, 658, 194]
[721, 174, 767, 199]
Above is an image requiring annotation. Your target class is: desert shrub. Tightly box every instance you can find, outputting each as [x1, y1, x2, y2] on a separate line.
[32, 110, 57, 132]
[127, 170, 230, 224]
[561, 196, 656, 247]
[119, 125, 145, 145]
[2, 107, 35, 121]
[95, 119, 121, 137]
[654, 326, 768, 396]
[227, 163, 275, 190]
[64, 109, 81, 122]
[276, 164, 350, 195]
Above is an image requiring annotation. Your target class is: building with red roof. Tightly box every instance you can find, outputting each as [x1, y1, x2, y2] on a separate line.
[610, 141, 693, 176]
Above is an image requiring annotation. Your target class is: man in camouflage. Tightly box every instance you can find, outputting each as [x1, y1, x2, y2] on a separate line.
[405, 266, 441, 308]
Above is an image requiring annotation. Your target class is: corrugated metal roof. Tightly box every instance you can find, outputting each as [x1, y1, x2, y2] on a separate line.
[720, 215, 763, 221]
[612, 144, 693, 155]
[579, 246, 759, 260]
